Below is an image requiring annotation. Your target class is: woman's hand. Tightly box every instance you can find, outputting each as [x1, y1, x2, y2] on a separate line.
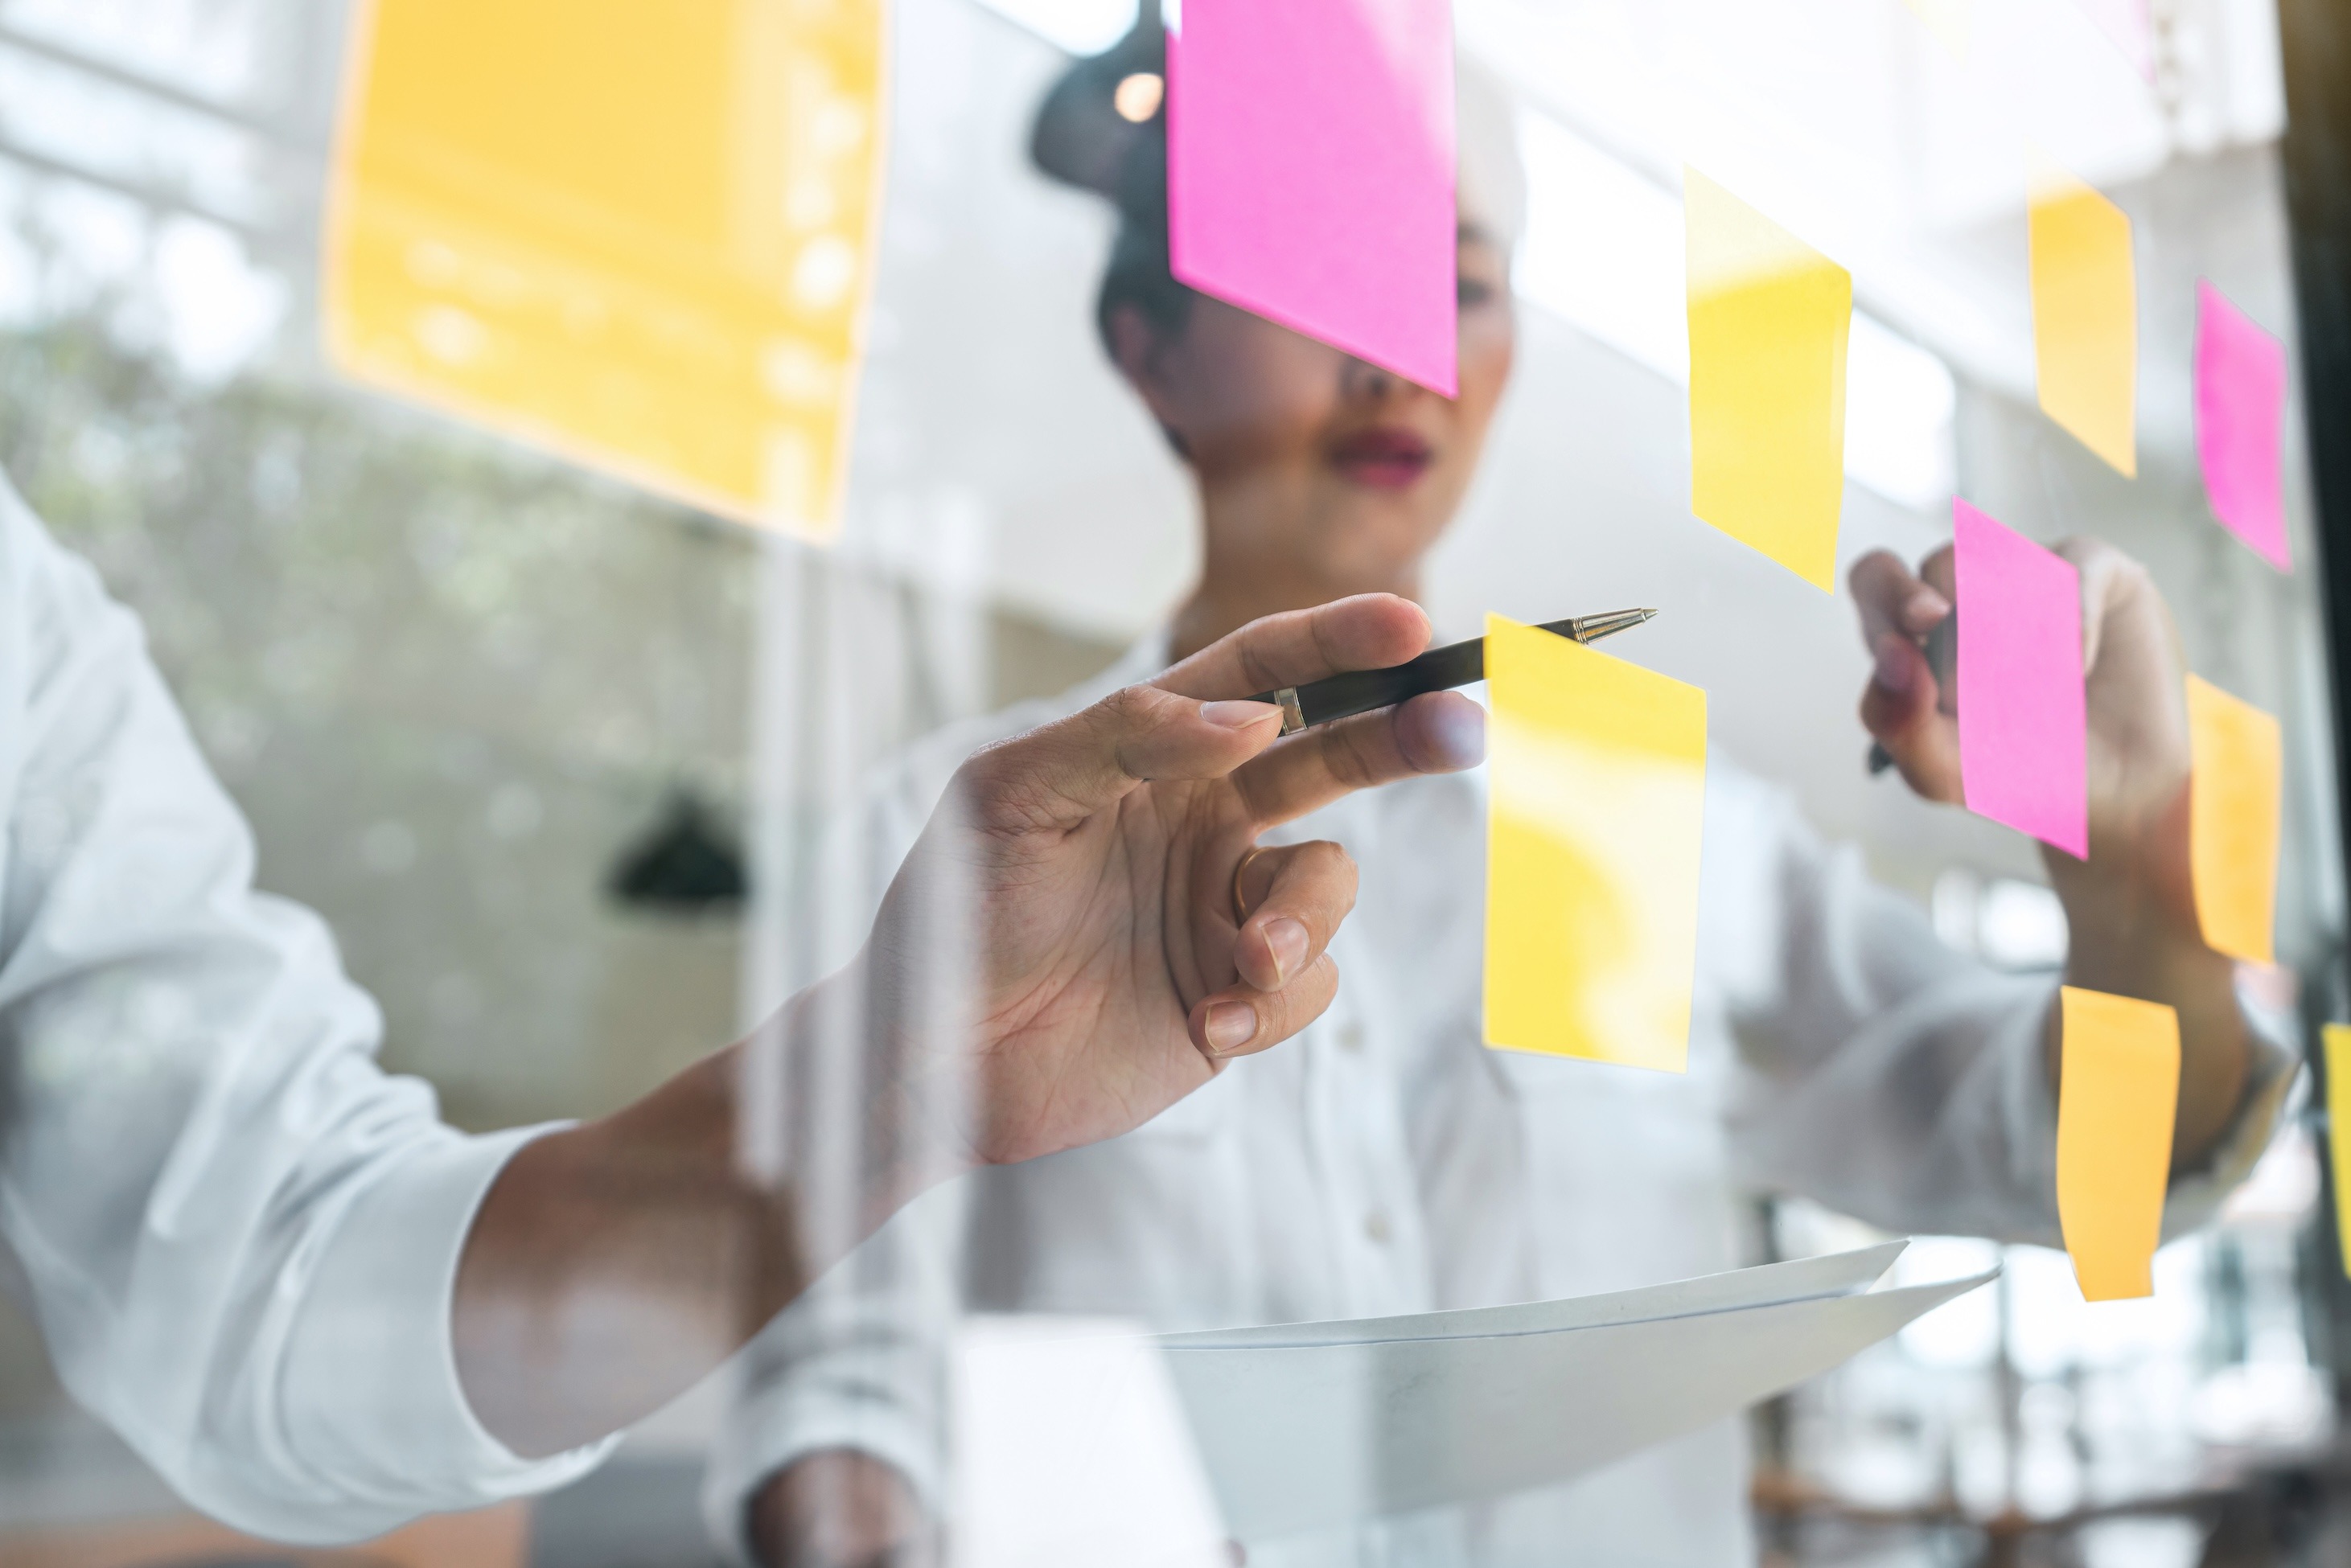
[861, 592, 1484, 1174]
[1851, 539, 2247, 1163]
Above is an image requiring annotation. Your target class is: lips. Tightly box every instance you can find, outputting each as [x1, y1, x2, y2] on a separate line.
[1330, 427, 1435, 489]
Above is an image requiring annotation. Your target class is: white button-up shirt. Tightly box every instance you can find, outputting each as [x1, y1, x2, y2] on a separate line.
[0, 476, 613, 1541]
[710, 634, 2296, 1566]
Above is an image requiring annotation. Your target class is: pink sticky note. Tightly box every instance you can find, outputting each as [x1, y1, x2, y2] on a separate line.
[1954, 499, 2088, 858]
[2072, 0, 2155, 80]
[1166, 0, 1457, 395]
[2195, 280, 2291, 573]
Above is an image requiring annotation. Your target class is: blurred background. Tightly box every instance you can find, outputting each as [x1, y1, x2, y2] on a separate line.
[0, 0, 2342, 1563]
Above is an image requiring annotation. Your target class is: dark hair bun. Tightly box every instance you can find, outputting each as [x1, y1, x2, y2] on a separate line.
[1029, 2, 1168, 224]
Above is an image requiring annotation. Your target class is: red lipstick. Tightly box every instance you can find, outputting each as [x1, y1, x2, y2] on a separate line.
[1330, 427, 1434, 490]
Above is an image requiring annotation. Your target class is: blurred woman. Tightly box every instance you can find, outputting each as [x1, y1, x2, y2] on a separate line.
[714, 26, 2292, 1568]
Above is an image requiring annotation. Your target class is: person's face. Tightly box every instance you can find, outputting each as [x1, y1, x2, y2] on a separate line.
[1112, 227, 1517, 589]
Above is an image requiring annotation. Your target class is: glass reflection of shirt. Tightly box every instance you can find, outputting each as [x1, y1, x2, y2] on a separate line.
[709, 630, 2296, 1568]
[0, 475, 614, 1541]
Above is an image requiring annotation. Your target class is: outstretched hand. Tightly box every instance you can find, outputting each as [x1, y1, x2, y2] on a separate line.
[1848, 537, 2247, 1168]
[867, 592, 1485, 1171]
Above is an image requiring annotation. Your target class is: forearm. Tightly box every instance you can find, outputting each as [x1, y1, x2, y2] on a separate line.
[452, 962, 962, 1459]
[2050, 867, 2251, 1171]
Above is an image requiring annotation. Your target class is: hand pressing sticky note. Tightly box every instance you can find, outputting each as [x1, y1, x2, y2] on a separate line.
[2325, 1024, 2351, 1277]
[1954, 500, 2088, 858]
[2029, 156, 2137, 478]
[1168, 0, 1457, 395]
[1484, 614, 1706, 1072]
[2187, 675, 2282, 965]
[2057, 986, 2180, 1302]
[1685, 169, 1852, 591]
[2195, 281, 2291, 572]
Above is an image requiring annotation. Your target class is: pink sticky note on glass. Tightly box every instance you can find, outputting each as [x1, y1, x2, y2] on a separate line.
[1954, 499, 2088, 859]
[1165, 0, 1457, 395]
[2072, 0, 2155, 79]
[2195, 280, 2291, 572]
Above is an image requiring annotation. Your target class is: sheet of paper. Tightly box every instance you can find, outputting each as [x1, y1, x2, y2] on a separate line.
[2326, 1024, 2351, 1278]
[1167, 1241, 1910, 1349]
[1684, 168, 1852, 590]
[1166, 0, 1457, 394]
[1158, 1258, 1996, 1541]
[2029, 154, 2138, 477]
[1483, 614, 1707, 1071]
[1901, 0, 1970, 58]
[1954, 500, 2088, 857]
[951, 1318, 1228, 1568]
[2057, 987, 2180, 1302]
[2186, 674, 2282, 965]
[2195, 280, 2291, 571]
[324, 0, 881, 536]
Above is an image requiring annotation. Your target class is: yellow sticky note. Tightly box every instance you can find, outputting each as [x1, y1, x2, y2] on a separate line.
[1901, 0, 1970, 57]
[1483, 614, 1707, 1071]
[2186, 675, 2282, 966]
[324, 0, 884, 536]
[2029, 155, 2137, 478]
[2324, 1024, 2351, 1276]
[2057, 987, 2180, 1302]
[1684, 168, 1852, 592]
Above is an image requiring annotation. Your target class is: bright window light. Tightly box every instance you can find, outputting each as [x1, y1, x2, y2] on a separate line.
[1514, 109, 1687, 381]
[971, 0, 1140, 55]
[1514, 106, 1956, 514]
[1845, 311, 1957, 512]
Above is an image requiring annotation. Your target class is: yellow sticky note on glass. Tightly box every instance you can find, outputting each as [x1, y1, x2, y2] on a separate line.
[2057, 986, 2179, 1302]
[2029, 155, 2137, 478]
[1483, 614, 1707, 1071]
[2324, 1024, 2351, 1276]
[1684, 168, 1851, 592]
[324, 0, 883, 536]
[1901, 0, 1970, 56]
[2187, 675, 2282, 966]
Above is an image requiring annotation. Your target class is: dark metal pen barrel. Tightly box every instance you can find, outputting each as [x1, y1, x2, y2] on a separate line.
[1245, 609, 1655, 736]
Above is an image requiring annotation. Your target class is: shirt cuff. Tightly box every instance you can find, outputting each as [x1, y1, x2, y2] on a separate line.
[276, 1123, 620, 1529]
[701, 1368, 947, 1566]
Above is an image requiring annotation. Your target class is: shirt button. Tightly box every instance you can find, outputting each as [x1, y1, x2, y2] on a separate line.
[1365, 1210, 1392, 1245]
[1338, 1022, 1366, 1053]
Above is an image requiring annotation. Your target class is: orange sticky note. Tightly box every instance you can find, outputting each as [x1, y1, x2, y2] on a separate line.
[2057, 987, 2179, 1301]
[2324, 1024, 2351, 1277]
[2187, 675, 2282, 966]
[325, 0, 883, 536]
[2029, 155, 2137, 478]
[1483, 614, 1707, 1071]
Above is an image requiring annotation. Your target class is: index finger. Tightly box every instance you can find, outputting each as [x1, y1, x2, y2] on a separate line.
[1153, 594, 1434, 701]
[1848, 549, 1950, 658]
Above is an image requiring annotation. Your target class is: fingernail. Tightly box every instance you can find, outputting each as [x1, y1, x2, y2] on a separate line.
[1873, 638, 1914, 695]
[1422, 699, 1486, 770]
[1262, 917, 1309, 984]
[1201, 700, 1278, 729]
[1910, 587, 1950, 620]
[1204, 1002, 1259, 1055]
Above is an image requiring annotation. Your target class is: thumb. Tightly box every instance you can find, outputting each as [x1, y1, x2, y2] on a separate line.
[960, 685, 1283, 831]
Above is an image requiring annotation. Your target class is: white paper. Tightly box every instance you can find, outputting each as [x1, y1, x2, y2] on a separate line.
[949, 1316, 1230, 1568]
[1154, 1243, 1996, 1542]
[1161, 1238, 1909, 1349]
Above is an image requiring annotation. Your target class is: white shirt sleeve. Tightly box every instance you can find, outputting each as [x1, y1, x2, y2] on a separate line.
[0, 478, 616, 1541]
[1710, 763, 2298, 1246]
